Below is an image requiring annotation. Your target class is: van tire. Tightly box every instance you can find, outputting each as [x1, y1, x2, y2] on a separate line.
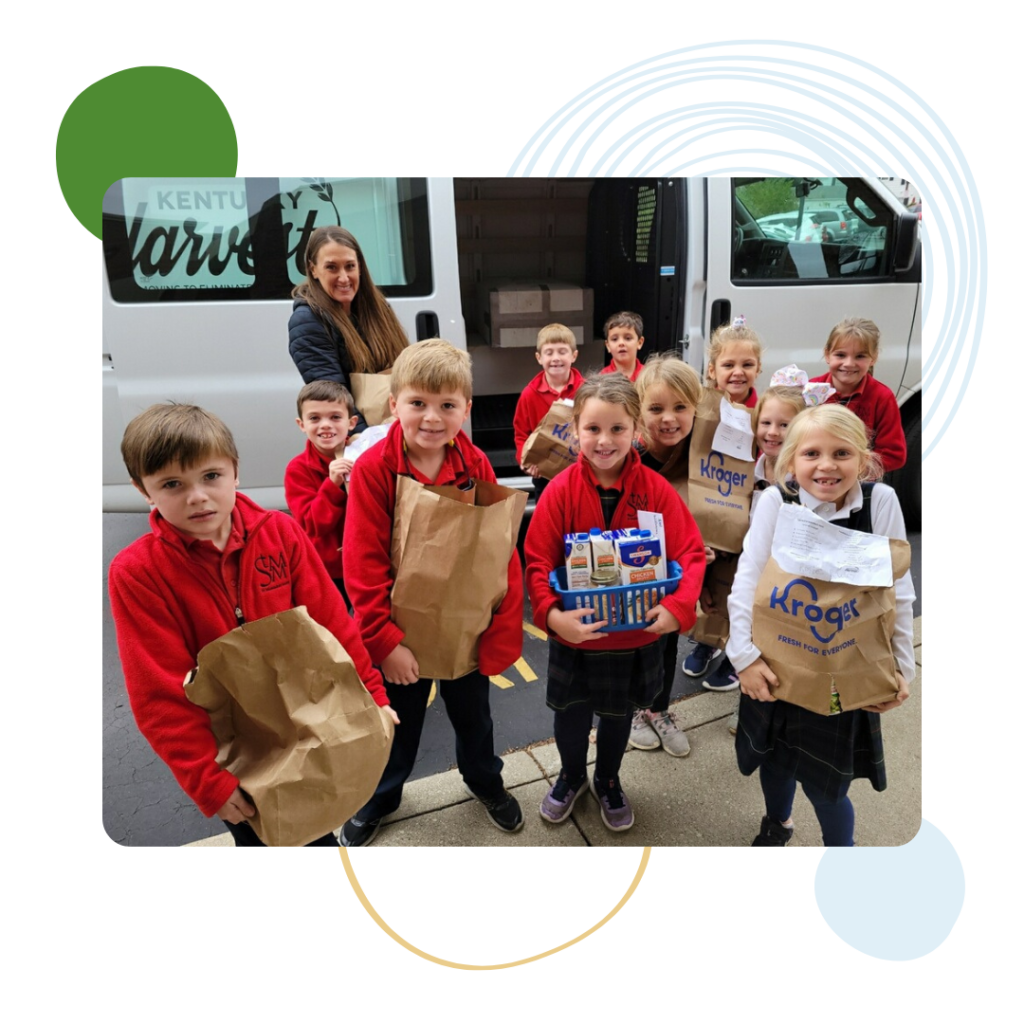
[888, 403, 921, 531]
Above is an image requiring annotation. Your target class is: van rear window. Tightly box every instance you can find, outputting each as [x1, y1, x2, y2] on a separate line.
[102, 177, 432, 302]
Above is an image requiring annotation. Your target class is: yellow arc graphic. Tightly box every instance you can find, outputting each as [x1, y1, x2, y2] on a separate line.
[340, 846, 651, 970]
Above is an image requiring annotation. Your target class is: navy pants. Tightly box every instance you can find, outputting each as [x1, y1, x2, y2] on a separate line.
[356, 670, 505, 821]
[758, 758, 856, 847]
[554, 702, 632, 784]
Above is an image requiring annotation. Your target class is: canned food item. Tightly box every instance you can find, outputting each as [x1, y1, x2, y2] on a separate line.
[589, 569, 619, 625]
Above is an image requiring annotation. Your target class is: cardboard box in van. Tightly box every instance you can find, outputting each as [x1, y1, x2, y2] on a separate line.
[479, 280, 594, 348]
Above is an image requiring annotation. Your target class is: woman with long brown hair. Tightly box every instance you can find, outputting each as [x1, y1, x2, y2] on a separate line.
[288, 226, 409, 431]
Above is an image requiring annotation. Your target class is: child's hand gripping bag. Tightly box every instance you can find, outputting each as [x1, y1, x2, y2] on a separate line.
[750, 503, 911, 716]
[183, 606, 394, 846]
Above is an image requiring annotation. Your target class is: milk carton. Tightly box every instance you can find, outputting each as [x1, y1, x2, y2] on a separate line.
[564, 532, 594, 590]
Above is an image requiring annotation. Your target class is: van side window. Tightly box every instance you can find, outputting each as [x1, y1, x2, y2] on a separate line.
[731, 177, 894, 284]
[102, 177, 433, 302]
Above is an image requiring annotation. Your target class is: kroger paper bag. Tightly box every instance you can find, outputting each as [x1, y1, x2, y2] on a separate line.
[688, 391, 756, 553]
[690, 550, 738, 650]
[750, 510, 912, 716]
[391, 477, 527, 679]
[349, 369, 393, 427]
[183, 607, 393, 846]
[521, 400, 579, 480]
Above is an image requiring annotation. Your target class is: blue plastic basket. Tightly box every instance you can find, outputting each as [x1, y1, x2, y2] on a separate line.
[548, 561, 682, 632]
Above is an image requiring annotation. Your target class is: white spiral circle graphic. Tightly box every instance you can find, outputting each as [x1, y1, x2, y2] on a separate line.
[509, 40, 984, 460]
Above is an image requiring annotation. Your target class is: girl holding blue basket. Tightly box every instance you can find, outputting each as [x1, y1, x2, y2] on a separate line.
[524, 373, 706, 832]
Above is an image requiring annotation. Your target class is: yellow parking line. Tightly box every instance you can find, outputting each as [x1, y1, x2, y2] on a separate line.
[427, 681, 437, 706]
[522, 622, 548, 641]
[514, 657, 537, 682]
[489, 675, 515, 689]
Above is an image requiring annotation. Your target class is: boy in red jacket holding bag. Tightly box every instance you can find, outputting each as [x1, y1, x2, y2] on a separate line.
[340, 340, 526, 847]
[108, 403, 396, 847]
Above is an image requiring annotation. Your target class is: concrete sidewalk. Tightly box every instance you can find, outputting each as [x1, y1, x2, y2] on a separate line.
[188, 618, 922, 848]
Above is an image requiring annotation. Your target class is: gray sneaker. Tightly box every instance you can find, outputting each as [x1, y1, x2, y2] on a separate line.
[629, 709, 660, 750]
[649, 710, 691, 757]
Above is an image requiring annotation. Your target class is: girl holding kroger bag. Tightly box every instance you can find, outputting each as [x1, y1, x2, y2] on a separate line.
[524, 373, 706, 832]
[726, 404, 915, 847]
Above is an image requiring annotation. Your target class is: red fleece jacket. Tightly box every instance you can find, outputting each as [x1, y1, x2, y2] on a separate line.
[344, 420, 525, 674]
[108, 492, 387, 818]
[513, 367, 585, 465]
[285, 439, 346, 578]
[524, 449, 706, 651]
[809, 371, 907, 472]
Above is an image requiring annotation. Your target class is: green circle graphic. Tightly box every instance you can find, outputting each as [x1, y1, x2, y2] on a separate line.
[56, 66, 237, 239]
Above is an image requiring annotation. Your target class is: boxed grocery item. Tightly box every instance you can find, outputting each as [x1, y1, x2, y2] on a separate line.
[479, 280, 594, 348]
[564, 532, 594, 590]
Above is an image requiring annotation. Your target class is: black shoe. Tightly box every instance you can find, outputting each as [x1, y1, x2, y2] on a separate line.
[340, 815, 383, 848]
[751, 815, 794, 847]
[465, 785, 525, 833]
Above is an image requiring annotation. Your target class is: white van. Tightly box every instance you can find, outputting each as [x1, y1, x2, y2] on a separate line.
[102, 175, 921, 526]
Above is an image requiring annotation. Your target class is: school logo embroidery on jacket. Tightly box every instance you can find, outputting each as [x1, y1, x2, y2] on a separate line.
[254, 551, 290, 590]
[626, 491, 649, 518]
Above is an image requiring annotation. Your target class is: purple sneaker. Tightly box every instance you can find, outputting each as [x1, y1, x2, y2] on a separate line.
[540, 773, 587, 824]
[590, 777, 634, 832]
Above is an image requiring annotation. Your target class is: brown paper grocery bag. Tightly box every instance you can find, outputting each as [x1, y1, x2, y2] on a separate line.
[350, 369, 393, 427]
[688, 391, 756, 553]
[751, 539, 911, 716]
[391, 476, 527, 679]
[690, 551, 738, 650]
[183, 607, 393, 847]
[521, 401, 579, 480]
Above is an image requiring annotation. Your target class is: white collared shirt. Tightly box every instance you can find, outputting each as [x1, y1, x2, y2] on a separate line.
[726, 481, 916, 681]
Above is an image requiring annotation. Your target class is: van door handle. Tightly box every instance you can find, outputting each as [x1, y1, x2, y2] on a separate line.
[415, 311, 439, 341]
[709, 300, 731, 332]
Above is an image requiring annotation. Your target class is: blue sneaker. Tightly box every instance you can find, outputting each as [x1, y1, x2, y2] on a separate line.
[703, 656, 740, 692]
[683, 642, 722, 677]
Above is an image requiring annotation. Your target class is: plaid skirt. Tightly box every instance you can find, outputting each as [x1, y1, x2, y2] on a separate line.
[735, 693, 886, 799]
[546, 638, 664, 718]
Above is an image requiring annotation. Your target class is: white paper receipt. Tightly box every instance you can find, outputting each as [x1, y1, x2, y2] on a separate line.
[711, 398, 756, 461]
[770, 503, 893, 586]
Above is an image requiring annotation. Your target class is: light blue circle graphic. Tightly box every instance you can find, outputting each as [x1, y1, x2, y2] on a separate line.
[509, 41, 986, 462]
[815, 820, 964, 960]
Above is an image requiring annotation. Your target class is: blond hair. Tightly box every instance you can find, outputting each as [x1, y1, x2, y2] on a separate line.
[296, 380, 355, 418]
[825, 317, 881, 360]
[121, 403, 238, 491]
[706, 319, 763, 387]
[390, 339, 473, 400]
[774, 405, 883, 495]
[753, 385, 806, 425]
[537, 323, 578, 353]
[637, 353, 703, 407]
[572, 371, 641, 426]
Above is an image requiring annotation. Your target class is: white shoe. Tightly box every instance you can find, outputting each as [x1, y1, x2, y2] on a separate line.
[649, 710, 691, 757]
[629, 709, 660, 750]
